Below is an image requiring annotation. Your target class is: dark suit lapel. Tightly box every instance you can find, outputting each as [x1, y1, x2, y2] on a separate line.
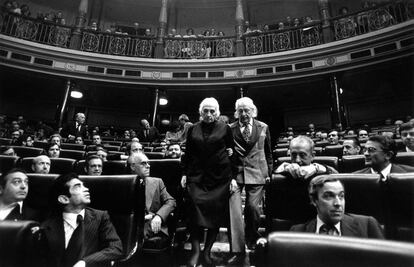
[145, 178, 156, 212]
[305, 219, 317, 233]
[249, 120, 261, 145]
[341, 214, 360, 237]
[5, 205, 21, 220]
[45, 215, 66, 263]
[83, 209, 96, 256]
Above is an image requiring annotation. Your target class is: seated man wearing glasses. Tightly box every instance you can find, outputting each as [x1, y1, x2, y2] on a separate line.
[127, 153, 176, 248]
[354, 135, 414, 179]
[399, 122, 414, 152]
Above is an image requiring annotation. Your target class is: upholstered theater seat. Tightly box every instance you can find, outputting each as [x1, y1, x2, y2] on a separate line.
[144, 147, 154, 152]
[74, 159, 87, 175]
[0, 138, 12, 146]
[103, 141, 123, 147]
[340, 155, 366, 173]
[87, 145, 120, 152]
[32, 141, 49, 150]
[0, 220, 45, 267]
[256, 232, 414, 267]
[60, 149, 86, 160]
[60, 143, 86, 151]
[323, 145, 344, 158]
[103, 160, 128, 175]
[0, 155, 19, 173]
[273, 148, 288, 159]
[394, 152, 414, 167]
[145, 152, 165, 159]
[387, 173, 414, 242]
[19, 157, 76, 174]
[276, 156, 338, 170]
[12, 146, 43, 158]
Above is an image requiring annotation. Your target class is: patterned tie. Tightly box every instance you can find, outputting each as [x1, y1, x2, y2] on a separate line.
[319, 224, 337, 236]
[242, 123, 250, 142]
[64, 215, 84, 267]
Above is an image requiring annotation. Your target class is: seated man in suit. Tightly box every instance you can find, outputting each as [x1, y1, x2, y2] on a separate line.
[84, 155, 103, 176]
[275, 135, 338, 179]
[42, 173, 123, 267]
[138, 119, 160, 143]
[127, 153, 176, 248]
[61, 113, 88, 140]
[342, 137, 361, 156]
[0, 168, 39, 221]
[290, 175, 384, 239]
[32, 155, 51, 174]
[328, 130, 340, 145]
[399, 122, 414, 152]
[354, 135, 414, 179]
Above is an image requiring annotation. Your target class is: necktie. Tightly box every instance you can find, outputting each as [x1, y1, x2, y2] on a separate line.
[319, 224, 337, 236]
[64, 215, 84, 267]
[242, 123, 250, 142]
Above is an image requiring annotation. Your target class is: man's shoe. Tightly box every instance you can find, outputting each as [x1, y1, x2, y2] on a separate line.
[227, 253, 245, 265]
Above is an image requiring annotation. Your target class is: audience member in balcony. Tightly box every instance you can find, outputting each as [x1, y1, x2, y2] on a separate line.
[328, 130, 340, 145]
[354, 135, 414, 179]
[138, 119, 160, 143]
[285, 16, 293, 27]
[358, 129, 369, 142]
[167, 28, 180, 38]
[20, 4, 29, 17]
[144, 28, 153, 37]
[218, 31, 225, 37]
[85, 155, 103, 176]
[293, 17, 301, 27]
[262, 24, 270, 32]
[275, 135, 338, 179]
[165, 143, 182, 159]
[75, 136, 84, 145]
[89, 21, 99, 31]
[0, 168, 40, 221]
[46, 143, 60, 158]
[278, 22, 285, 30]
[49, 133, 62, 146]
[128, 152, 176, 250]
[399, 122, 414, 152]
[53, 11, 64, 25]
[342, 138, 361, 156]
[181, 97, 234, 267]
[183, 28, 196, 38]
[304, 16, 314, 25]
[10, 130, 22, 145]
[23, 134, 34, 147]
[32, 155, 51, 174]
[228, 97, 272, 260]
[62, 112, 88, 140]
[290, 175, 384, 239]
[42, 173, 123, 267]
[10, 1, 20, 14]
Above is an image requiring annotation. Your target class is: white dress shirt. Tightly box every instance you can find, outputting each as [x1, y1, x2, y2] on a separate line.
[316, 216, 341, 236]
[62, 209, 85, 248]
[0, 201, 22, 220]
[370, 163, 392, 181]
[239, 118, 253, 137]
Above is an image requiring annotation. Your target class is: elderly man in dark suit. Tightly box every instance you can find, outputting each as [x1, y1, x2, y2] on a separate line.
[61, 113, 88, 140]
[127, 152, 176, 248]
[290, 175, 384, 239]
[42, 173, 123, 267]
[354, 135, 414, 179]
[228, 97, 273, 263]
[0, 168, 39, 221]
[137, 119, 160, 143]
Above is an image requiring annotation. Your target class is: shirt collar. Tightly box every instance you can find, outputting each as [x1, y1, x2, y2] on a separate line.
[406, 147, 414, 152]
[370, 163, 392, 180]
[17, 201, 23, 214]
[239, 118, 253, 127]
[316, 215, 341, 235]
[63, 209, 85, 228]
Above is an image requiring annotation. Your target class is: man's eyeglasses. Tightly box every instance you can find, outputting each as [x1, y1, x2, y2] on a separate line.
[401, 132, 414, 138]
[139, 161, 150, 167]
[362, 147, 383, 153]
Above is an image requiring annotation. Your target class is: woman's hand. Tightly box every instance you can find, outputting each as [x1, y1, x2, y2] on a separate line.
[181, 175, 187, 188]
[226, 148, 233, 157]
[229, 179, 238, 193]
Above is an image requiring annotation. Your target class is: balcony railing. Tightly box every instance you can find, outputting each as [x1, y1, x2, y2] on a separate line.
[0, 1, 412, 59]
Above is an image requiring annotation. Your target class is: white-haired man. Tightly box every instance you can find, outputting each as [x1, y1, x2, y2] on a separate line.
[228, 97, 273, 263]
[62, 113, 88, 140]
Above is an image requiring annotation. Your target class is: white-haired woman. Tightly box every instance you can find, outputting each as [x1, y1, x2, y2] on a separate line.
[181, 97, 234, 266]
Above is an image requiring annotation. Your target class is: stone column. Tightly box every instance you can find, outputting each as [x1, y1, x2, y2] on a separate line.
[155, 0, 168, 58]
[235, 0, 245, 56]
[318, 0, 333, 43]
[70, 0, 88, 49]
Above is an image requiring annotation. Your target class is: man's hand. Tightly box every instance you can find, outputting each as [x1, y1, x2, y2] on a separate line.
[67, 134, 75, 140]
[73, 260, 86, 267]
[226, 148, 233, 157]
[145, 214, 153, 221]
[180, 175, 186, 188]
[229, 179, 238, 193]
[151, 215, 162, 234]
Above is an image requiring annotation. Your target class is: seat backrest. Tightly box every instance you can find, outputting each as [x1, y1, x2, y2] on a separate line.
[0, 138, 12, 146]
[79, 175, 145, 259]
[144, 147, 154, 152]
[323, 145, 343, 158]
[0, 155, 19, 173]
[60, 143, 86, 151]
[276, 143, 290, 149]
[103, 160, 128, 175]
[387, 173, 414, 241]
[315, 140, 329, 148]
[394, 152, 414, 167]
[260, 232, 414, 267]
[60, 149, 86, 160]
[19, 157, 76, 174]
[273, 148, 288, 159]
[26, 174, 60, 217]
[0, 220, 45, 267]
[32, 141, 49, 150]
[314, 147, 323, 156]
[12, 146, 43, 158]
[104, 141, 123, 146]
[104, 145, 121, 152]
[145, 152, 165, 159]
[153, 147, 165, 152]
[74, 159, 87, 175]
[276, 156, 338, 170]
[149, 159, 182, 200]
[340, 155, 366, 173]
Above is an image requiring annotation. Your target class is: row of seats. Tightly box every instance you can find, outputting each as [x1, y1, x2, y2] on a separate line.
[275, 153, 414, 172]
[276, 139, 405, 150]
[265, 173, 414, 242]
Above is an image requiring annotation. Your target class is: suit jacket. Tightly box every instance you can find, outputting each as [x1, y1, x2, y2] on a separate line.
[230, 119, 273, 184]
[4, 202, 41, 221]
[137, 127, 160, 143]
[144, 177, 176, 238]
[61, 122, 88, 139]
[290, 213, 384, 239]
[353, 163, 414, 174]
[42, 207, 123, 267]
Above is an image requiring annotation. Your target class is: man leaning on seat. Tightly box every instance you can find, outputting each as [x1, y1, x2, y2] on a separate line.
[290, 175, 384, 239]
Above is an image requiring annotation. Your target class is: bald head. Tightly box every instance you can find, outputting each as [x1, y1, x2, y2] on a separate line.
[32, 155, 51, 174]
[289, 135, 315, 166]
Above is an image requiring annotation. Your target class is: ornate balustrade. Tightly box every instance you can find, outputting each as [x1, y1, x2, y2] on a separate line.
[164, 36, 234, 59]
[244, 23, 322, 56]
[332, 1, 411, 40]
[80, 30, 154, 57]
[0, 14, 73, 48]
